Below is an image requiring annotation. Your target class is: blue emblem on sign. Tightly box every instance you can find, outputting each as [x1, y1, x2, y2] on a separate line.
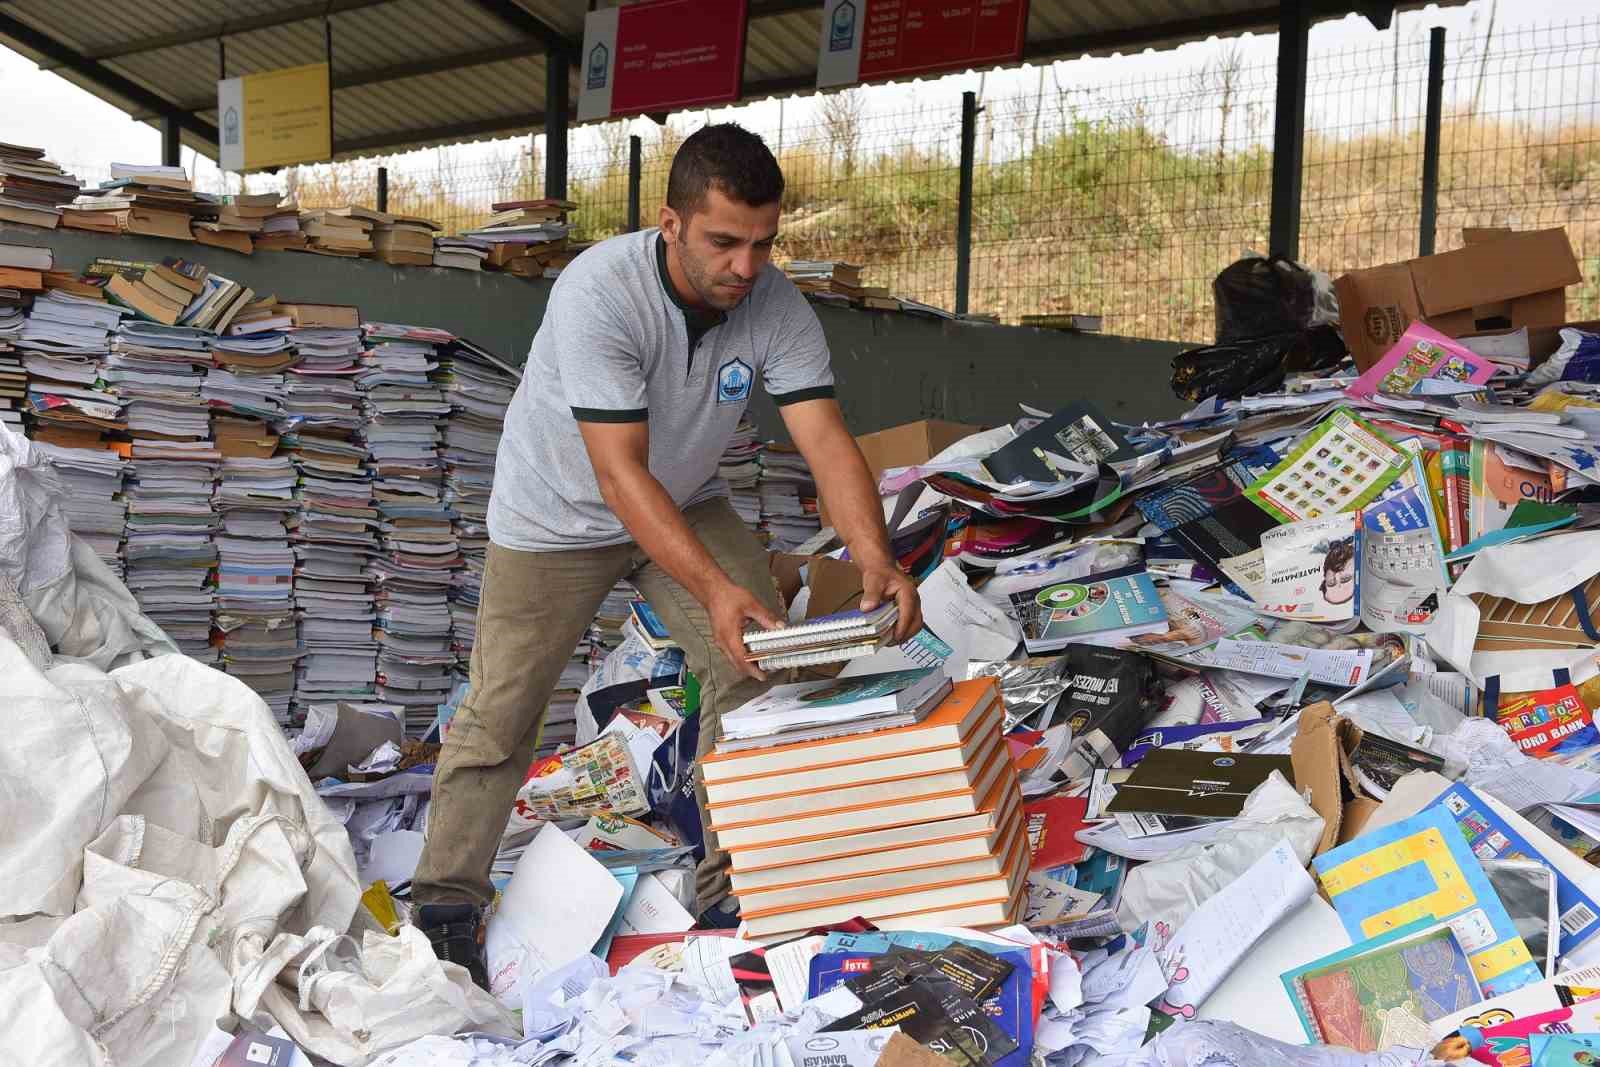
[829, 0, 856, 52]
[717, 358, 753, 405]
[587, 43, 609, 89]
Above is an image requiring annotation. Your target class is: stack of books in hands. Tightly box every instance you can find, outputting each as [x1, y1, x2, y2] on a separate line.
[704, 674, 1025, 938]
[742, 602, 900, 671]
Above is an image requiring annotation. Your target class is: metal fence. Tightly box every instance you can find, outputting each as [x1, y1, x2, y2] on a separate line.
[252, 16, 1600, 341]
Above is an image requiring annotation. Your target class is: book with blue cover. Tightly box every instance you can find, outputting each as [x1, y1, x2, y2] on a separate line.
[1009, 566, 1169, 652]
[1313, 806, 1543, 997]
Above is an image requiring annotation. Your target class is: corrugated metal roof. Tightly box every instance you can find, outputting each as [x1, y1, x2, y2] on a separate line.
[0, 0, 1463, 163]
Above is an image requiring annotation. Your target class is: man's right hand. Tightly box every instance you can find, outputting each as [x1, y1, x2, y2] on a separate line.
[709, 582, 783, 681]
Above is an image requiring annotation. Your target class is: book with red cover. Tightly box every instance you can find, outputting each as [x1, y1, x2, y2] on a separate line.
[1024, 794, 1090, 870]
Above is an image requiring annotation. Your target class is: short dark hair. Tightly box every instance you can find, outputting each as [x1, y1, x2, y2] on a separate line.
[666, 123, 784, 217]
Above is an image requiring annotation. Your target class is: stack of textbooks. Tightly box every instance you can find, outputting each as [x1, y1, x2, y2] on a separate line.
[359, 322, 458, 733]
[0, 142, 81, 228]
[703, 675, 1025, 938]
[367, 210, 441, 266]
[435, 337, 520, 667]
[721, 418, 764, 531]
[19, 290, 129, 446]
[742, 603, 900, 671]
[31, 438, 128, 573]
[759, 443, 821, 549]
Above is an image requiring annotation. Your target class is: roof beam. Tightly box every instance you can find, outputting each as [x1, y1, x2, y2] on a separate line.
[60, 0, 402, 63]
[0, 9, 218, 145]
[335, 111, 546, 156]
[462, 0, 574, 55]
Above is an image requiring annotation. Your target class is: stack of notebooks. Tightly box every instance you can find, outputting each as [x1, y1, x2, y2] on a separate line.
[759, 444, 821, 550]
[0, 282, 27, 429]
[19, 290, 130, 446]
[359, 322, 458, 733]
[742, 602, 900, 672]
[434, 337, 520, 667]
[283, 321, 380, 720]
[703, 675, 1025, 938]
[720, 418, 764, 531]
[111, 318, 220, 661]
[0, 241, 51, 292]
[432, 235, 491, 271]
[254, 202, 308, 252]
[0, 142, 81, 229]
[211, 414, 301, 723]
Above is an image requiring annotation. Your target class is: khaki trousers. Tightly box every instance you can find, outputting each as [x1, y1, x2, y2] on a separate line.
[412, 497, 781, 912]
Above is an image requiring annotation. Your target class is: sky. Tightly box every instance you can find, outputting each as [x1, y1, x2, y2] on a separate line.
[0, 0, 1588, 191]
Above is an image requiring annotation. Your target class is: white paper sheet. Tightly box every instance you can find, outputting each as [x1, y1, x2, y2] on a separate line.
[484, 823, 625, 1007]
[361, 829, 426, 887]
[1197, 897, 1349, 1044]
[617, 873, 695, 936]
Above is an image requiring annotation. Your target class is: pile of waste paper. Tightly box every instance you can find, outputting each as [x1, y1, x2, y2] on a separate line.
[19, 233, 1600, 1067]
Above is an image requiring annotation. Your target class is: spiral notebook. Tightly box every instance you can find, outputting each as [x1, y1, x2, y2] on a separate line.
[744, 603, 899, 652]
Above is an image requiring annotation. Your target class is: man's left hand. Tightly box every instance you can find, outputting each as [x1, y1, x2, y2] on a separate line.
[860, 564, 922, 644]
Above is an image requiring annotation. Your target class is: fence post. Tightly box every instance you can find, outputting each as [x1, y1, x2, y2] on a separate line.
[1419, 26, 1446, 256]
[628, 134, 642, 232]
[1268, 0, 1310, 261]
[376, 166, 388, 213]
[544, 49, 570, 200]
[956, 90, 978, 317]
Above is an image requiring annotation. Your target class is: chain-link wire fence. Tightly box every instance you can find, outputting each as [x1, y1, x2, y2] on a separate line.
[80, 15, 1600, 344]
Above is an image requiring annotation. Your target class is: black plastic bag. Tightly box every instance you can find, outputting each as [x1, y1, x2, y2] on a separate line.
[1214, 254, 1320, 343]
[1170, 323, 1347, 403]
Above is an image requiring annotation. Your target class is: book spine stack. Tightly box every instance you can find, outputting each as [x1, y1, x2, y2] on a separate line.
[704, 679, 1028, 939]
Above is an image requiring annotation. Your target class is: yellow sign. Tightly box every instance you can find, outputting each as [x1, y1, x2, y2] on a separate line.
[217, 62, 332, 171]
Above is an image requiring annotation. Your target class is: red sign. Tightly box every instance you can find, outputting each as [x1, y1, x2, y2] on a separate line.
[577, 0, 749, 121]
[818, 0, 1030, 88]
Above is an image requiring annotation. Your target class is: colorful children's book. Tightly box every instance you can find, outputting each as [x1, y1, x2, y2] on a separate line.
[1009, 566, 1169, 652]
[1245, 408, 1412, 524]
[1281, 921, 1478, 1050]
[1313, 806, 1544, 997]
[1346, 321, 1498, 399]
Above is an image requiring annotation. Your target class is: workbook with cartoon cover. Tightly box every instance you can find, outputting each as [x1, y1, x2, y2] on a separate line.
[1245, 408, 1412, 523]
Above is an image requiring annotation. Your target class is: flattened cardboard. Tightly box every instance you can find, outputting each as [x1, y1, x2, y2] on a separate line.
[1289, 702, 1383, 856]
[822, 419, 983, 526]
[1334, 228, 1582, 371]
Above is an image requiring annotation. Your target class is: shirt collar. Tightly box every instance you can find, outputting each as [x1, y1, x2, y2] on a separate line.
[655, 232, 726, 333]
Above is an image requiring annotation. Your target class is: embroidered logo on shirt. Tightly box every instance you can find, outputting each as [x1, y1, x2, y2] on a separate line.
[716, 357, 753, 405]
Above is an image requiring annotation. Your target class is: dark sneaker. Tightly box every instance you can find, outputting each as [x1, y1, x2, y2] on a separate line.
[696, 896, 741, 930]
[416, 902, 488, 990]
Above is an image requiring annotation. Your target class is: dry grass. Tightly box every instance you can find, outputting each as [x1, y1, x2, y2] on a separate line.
[291, 111, 1600, 342]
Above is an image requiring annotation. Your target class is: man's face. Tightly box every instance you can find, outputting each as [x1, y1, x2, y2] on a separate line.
[1323, 557, 1355, 605]
[660, 186, 781, 311]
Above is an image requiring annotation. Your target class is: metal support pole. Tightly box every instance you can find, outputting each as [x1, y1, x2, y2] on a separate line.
[544, 49, 570, 200]
[956, 90, 978, 317]
[377, 166, 389, 213]
[1419, 26, 1447, 256]
[160, 114, 181, 168]
[627, 134, 642, 232]
[1268, 0, 1310, 260]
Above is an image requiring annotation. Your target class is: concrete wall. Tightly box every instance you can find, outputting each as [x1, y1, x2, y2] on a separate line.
[6, 223, 1192, 437]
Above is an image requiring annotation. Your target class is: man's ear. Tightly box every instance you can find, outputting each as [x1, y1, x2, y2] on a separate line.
[659, 205, 682, 244]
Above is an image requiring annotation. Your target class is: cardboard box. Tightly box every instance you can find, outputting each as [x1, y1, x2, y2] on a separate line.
[1289, 702, 1381, 856]
[1462, 318, 1600, 371]
[767, 553, 865, 619]
[1333, 227, 1582, 371]
[820, 418, 985, 527]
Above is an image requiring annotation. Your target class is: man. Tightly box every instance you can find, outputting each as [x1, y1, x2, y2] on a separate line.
[412, 123, 922, 985]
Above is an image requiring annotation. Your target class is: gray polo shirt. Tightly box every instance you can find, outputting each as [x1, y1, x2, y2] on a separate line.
[486, 228, 835, 551]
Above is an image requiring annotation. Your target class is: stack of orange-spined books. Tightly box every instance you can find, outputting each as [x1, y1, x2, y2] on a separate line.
[703, 677, 1026, 939]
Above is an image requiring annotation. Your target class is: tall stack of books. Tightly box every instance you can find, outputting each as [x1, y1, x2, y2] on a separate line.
[212, 415, 301, 723]
[31, 437, 129, 572]
[759, 444, 821, 550]
[282, 318, 378, 719]
[299, 209, 373, 257]
[114, 317, 220, 662]
[0, 302, 22, 431]
[434, 337, 519, 668]
[0, 142, 80, 229]
[368, 211, 441, 266]
[462, 199, 574, 277]
[721, 418, 764, 532]
[359, 322, 458, 734]
[702, 675, 1025, 938]
[19, 290, 129, 448]
[64, 163, 199, 242]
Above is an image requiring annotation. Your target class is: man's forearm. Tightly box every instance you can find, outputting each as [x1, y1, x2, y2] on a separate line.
[809, 430, 896, 569]
[596, 464, 735, 605]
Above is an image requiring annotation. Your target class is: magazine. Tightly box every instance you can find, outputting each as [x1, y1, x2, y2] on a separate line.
[1359, 474, 1451, 634]
[1256, 513, 1359, 622]
[1009, 566, 1169, 653]
[1245, 408, 1412, 523]
[1345, 321, 1498, 399]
